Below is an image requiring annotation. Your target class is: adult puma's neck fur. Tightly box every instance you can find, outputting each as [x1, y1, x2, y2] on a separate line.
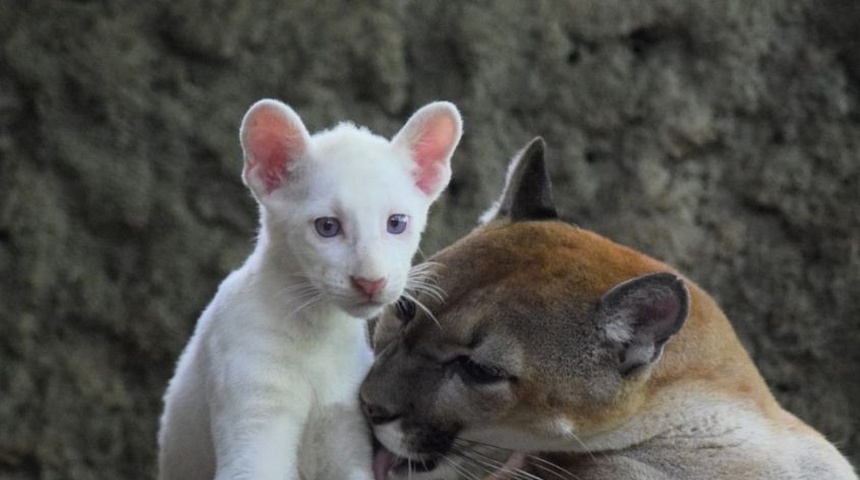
[359, 138, 857, 480]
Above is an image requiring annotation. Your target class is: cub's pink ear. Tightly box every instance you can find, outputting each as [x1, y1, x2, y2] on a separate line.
[239, 99, 310, 198]
[392, 101, 463, 200]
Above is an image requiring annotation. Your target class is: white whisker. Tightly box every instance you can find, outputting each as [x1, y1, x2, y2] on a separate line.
[441, 456, 482, 480]
[401, 262, 446, 328]
[450, 441, 515, 479]
[453, 438, 584, 480]
[406, 262, 444, 298]
[267, 278, 325, 319]
[276, 283, 316, 298]
[288, 292, 322, 318]
[459, 449, 543, 480]
[402, 291, 440, 328]
[559, 431, 596, 465]
[411, 280, 446, 303]
[525, 454, 583, 480]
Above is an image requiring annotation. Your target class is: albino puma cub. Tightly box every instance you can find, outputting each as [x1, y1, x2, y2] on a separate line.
[157, 99, 462, 480]
[359, 138, 857, 480]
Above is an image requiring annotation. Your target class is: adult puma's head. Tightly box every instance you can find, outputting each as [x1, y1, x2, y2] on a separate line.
[360, 138, 859, 480]
[358, 138, 711, 479]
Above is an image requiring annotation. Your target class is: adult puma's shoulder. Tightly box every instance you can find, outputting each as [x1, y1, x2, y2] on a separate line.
[360, 138, 857, 480]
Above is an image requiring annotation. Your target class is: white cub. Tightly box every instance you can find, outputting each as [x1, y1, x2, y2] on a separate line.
[157, 99, 463, 480]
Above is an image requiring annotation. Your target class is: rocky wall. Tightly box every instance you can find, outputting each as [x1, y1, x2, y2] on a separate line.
[1, 1, 858, 478]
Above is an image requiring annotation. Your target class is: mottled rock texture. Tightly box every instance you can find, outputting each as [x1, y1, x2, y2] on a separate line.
[1, 1, 858, 478]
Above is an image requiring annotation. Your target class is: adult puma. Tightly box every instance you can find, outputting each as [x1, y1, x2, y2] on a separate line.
[359, 138, 857, 480]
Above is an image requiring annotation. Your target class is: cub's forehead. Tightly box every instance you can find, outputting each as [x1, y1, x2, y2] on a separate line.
[296, 129, 422, 214]
[308, 126, 410, 179]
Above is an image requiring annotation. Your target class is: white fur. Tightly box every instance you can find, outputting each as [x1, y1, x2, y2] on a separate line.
[158, 100, 461, 480]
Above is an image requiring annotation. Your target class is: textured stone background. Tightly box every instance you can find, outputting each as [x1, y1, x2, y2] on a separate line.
[1, 1, 858, 478]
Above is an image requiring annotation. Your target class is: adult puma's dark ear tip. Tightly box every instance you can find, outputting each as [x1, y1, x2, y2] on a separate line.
[493, 136, 558, 223]
[522, 136, 546, 159]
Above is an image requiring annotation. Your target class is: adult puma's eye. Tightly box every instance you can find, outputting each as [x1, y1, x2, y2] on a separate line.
[314, 217, 341, 237]
[387, 214, 408, 234]
[393, 297, 416, 323]
[455, 357, 511, 385]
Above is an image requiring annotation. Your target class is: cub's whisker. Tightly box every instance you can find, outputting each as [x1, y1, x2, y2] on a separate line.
[289, 293, 322, 318]
[271, 283, 323, 319]
[274, 282, 317, 299]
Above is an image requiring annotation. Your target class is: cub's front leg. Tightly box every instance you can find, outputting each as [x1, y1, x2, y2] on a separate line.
[300, 402, 374, 480]
[209, 353, 314, 480]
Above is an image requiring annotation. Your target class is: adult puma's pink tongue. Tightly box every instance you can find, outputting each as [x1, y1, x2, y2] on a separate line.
[484, 451, 527, 480]
[372, 446, 399, 480]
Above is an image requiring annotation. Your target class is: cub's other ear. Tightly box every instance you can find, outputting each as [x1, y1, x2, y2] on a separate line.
[392, 101, 463, 201]
[598, 272, 690, 376]
[480, 137, 558, 224]
[239, 99, 311, 200]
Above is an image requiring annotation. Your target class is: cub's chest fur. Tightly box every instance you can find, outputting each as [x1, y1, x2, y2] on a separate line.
[360, 138, 857, 480]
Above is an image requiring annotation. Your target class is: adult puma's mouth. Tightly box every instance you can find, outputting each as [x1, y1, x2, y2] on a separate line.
[372, 444, 439, 480]
[371, 443, 527, 480]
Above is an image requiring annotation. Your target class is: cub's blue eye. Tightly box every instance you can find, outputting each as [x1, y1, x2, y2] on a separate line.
[314, 217, 341, 237]
[387, 214, 408, 234]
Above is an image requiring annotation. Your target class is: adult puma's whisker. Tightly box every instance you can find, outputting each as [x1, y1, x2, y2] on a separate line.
[440, 456, 482, 480]
[525, 454, 583, 480]
[401, 291, 440, 327]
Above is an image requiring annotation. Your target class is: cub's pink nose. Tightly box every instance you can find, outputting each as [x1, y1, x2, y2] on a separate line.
[351, 276, 387, 297]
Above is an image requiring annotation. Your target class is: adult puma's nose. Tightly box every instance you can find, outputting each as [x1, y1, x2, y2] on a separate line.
[351, 276, 387, 297]
[360, 396, 399, 425]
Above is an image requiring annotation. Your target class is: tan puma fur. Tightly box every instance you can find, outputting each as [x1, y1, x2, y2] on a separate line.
[359, 138, 857, 480]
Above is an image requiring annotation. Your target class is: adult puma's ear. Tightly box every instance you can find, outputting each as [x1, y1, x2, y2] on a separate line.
[239, 99, 311, 199]
[481, 137, 558, 223]
[392, 101, 463, 200]
[598, 272, 690, 376]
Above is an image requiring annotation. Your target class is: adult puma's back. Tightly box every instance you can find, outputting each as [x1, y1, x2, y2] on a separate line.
[359, 138, 857, 480]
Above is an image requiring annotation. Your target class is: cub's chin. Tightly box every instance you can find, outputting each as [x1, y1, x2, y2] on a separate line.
[333, 290, 401, 319]
[341, 301, 388, 320]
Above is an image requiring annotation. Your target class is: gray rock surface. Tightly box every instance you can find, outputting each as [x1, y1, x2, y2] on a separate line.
[1, 1, 858, 478]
